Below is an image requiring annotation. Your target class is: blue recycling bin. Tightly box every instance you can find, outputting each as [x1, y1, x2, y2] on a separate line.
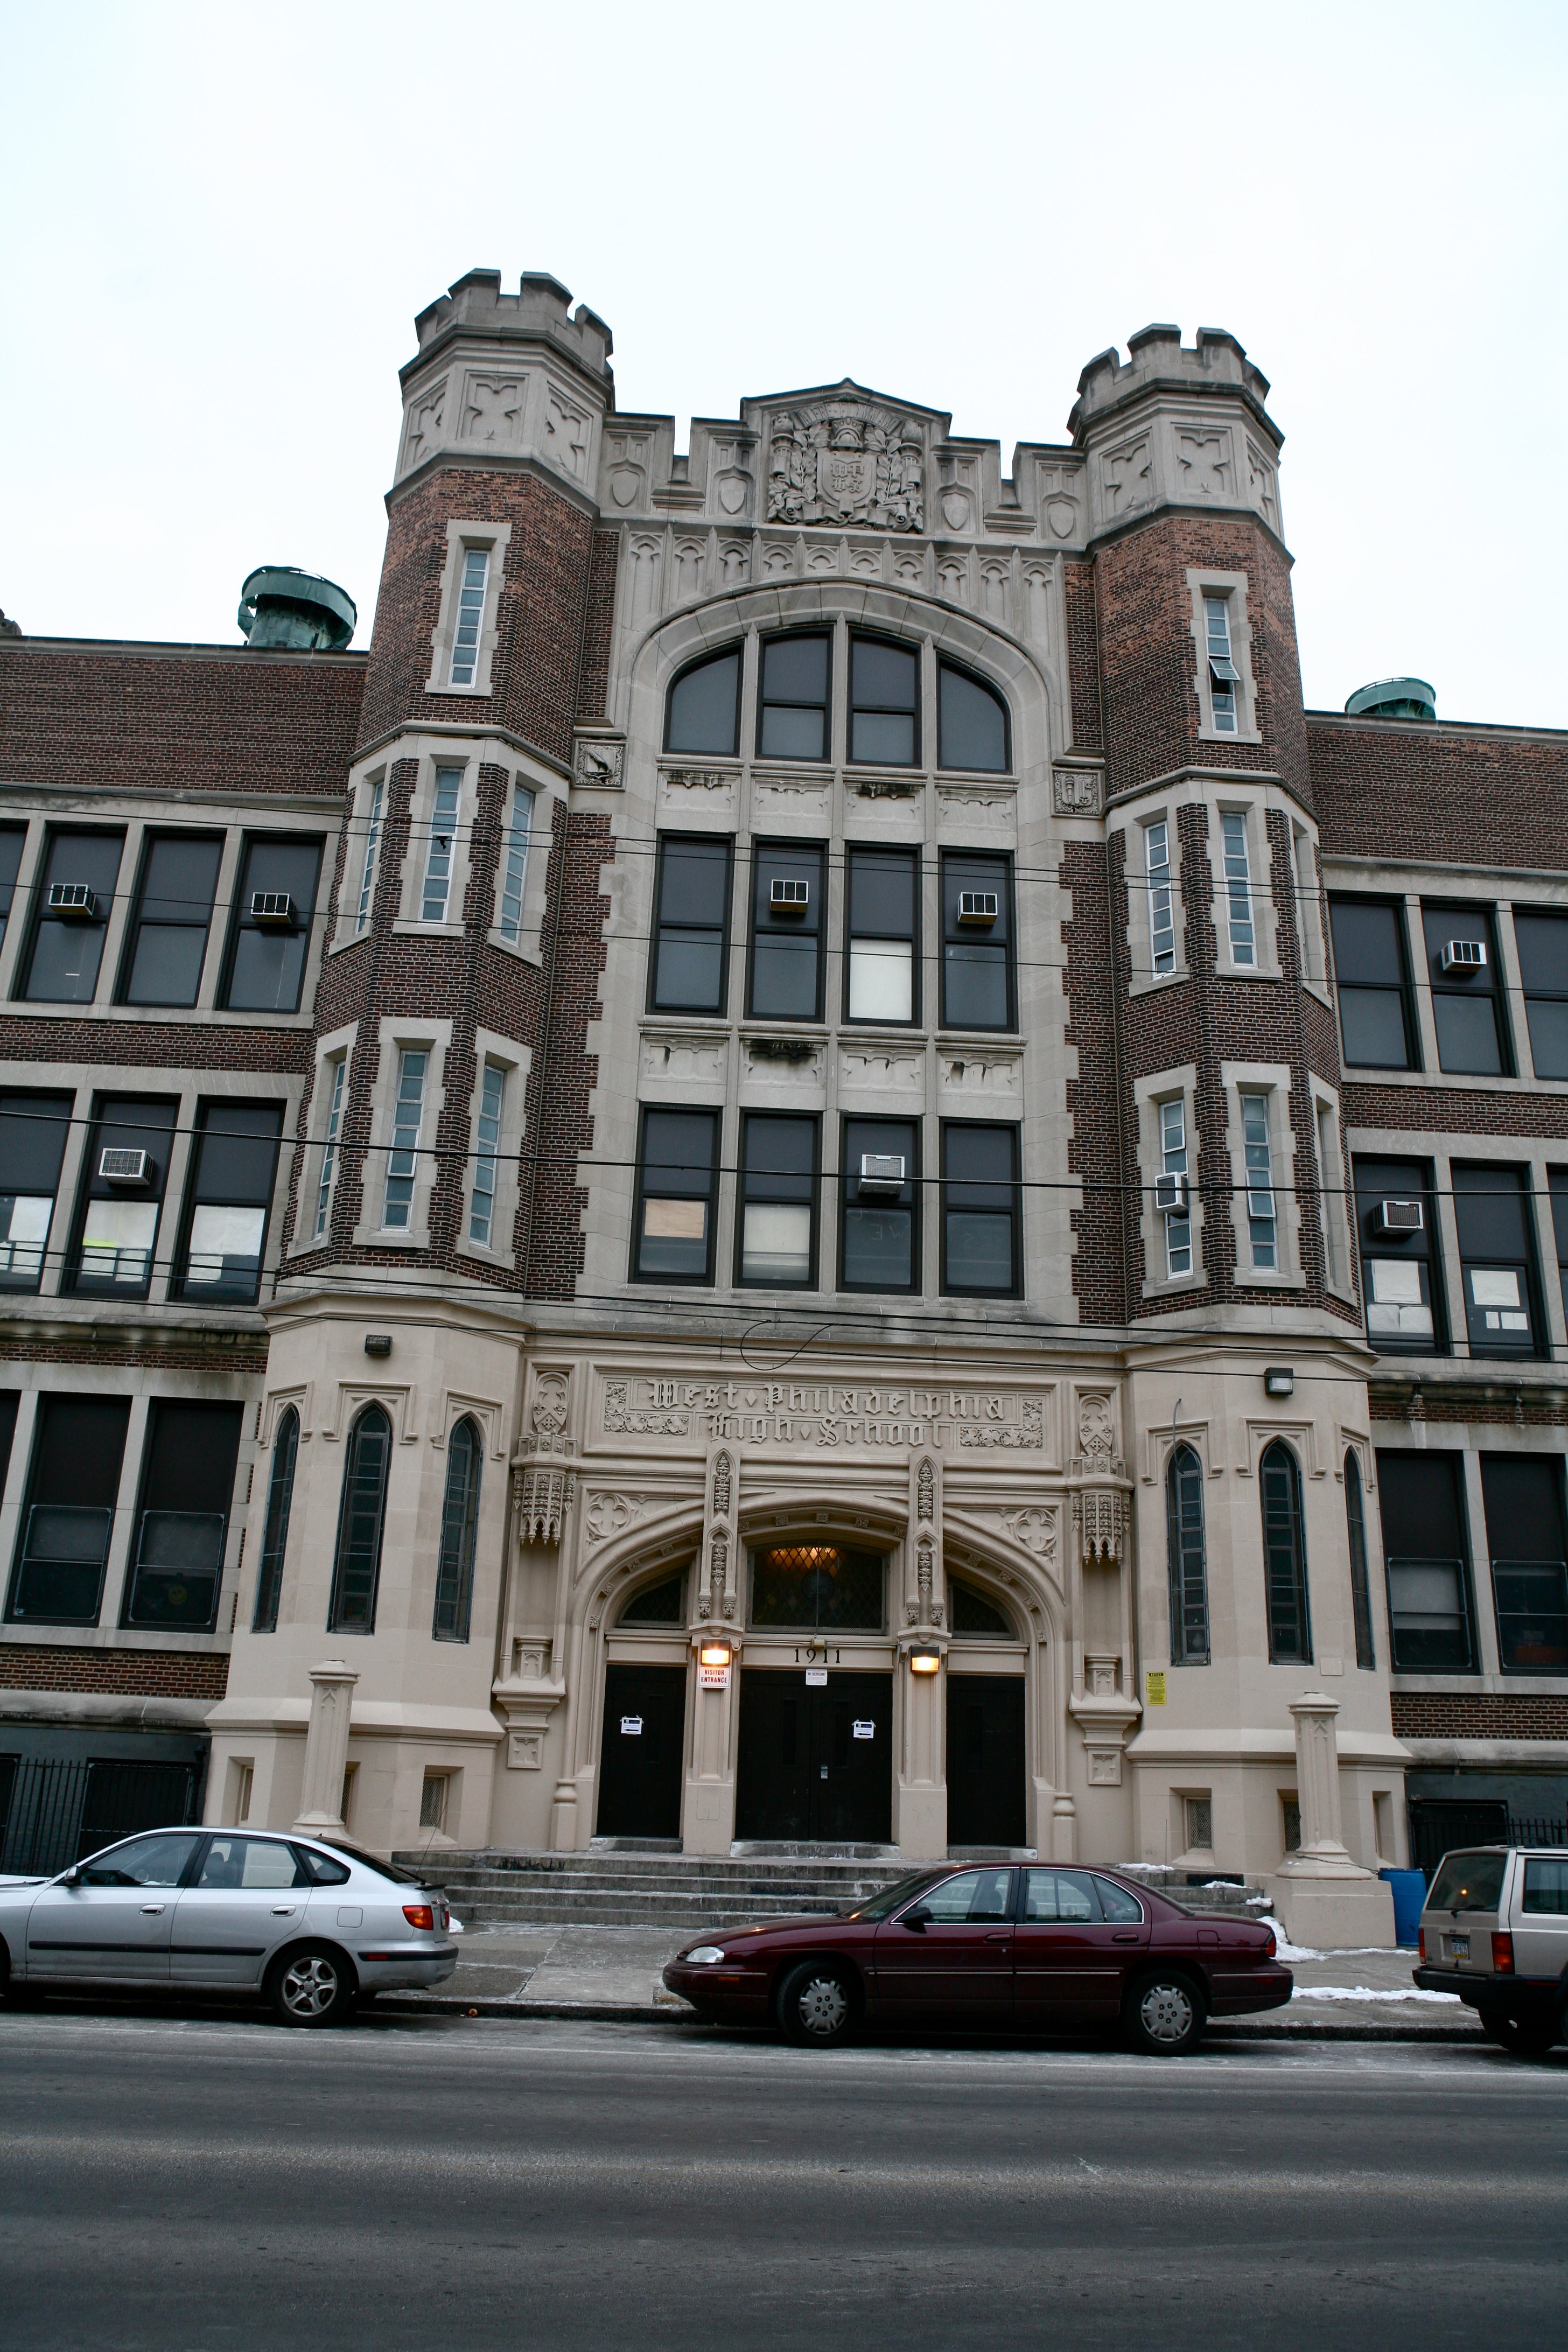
[1380, 1867, 1426, 1948]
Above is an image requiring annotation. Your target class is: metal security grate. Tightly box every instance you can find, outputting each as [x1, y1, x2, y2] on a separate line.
[0, 1756, 201, 1876]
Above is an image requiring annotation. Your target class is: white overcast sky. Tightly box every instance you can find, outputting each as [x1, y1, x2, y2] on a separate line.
[2, 1, 1564, 727]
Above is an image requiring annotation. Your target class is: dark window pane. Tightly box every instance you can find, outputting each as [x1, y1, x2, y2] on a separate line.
[1166, 1443, 1209, 1664]
[6, 1395, 130, 1625]
[1433, 992, 1503, 1075]
[1339, 986, 1411, 1068]
[851, 711, 915, 765]
[949, 1578, 1012, 1635]
[619, 1571, 685, 1625]
[124, 1401, 241, 1630]
[25, 832, 123, 1003]
[847, 849, 918, 1024]
[0, 828, 25, 947]
[1377, 1450, 1473, 1670]
[1261, 1441, 1312, 1663]
[943, 1124, 1018, 1294]
[1481, 1455, 1568, 1674]
[942, 856, 1012, 1031]
[750, 1544, 885, 1630]
[851, 638, 917, 710]
[759, 635, 829, 762]
[749, 846, 823, 1021]
[432, 1417, 481, 1641]
[329, 1404, 391, 1633]
[179, 1103, 282, 1301]
[1346, 1451, 1375, 1669]
[0, 1091, 72, 1294]
[1329, 898, 1406, 984]
[760, 704, 826, 761]
[223, 838, 323, 1013]
[137, 836, 221, 927]
[1514, 912, 1568, 994]
[1524, 997, 1568, 1081]
[125, 925, 208, 1006]
[635, 1109, 716, 1282]
[850, 849, 916, 936]
[253, 1406, 299, 1632]
[740, 1114, 816, 1286]
[666, 649, 740, 757]
[842, 1117, 917, 1292]
[939, 663, 1009, 773]
[652, 837, 731, 1014]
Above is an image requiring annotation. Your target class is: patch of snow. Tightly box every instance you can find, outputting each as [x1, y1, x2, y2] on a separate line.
[1291, 1985, 1462, 2004]
[1269, 1933, 1321, 1962]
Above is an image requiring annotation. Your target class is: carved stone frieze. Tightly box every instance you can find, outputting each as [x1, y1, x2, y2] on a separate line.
[1052, 767, 1103, 817]
[513, 1465, 573, 1546]
[573, 736, 625, 790]
[603, 1378, 691, 1437]
[767, 398, 924, 533]
[583, 1490, 659, 1546]
[998, 1505, 1058, 1560]
[1077, 1487, 1126, 1564]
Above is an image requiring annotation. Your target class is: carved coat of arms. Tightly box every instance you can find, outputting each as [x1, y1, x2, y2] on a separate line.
[767, 400, 924, 533]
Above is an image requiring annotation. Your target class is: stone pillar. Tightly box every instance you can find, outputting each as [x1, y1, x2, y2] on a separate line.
[292, 1660, 359, 1836]
[684, 1444, 741, 1854]
[1262, 1691, 1395, 1948]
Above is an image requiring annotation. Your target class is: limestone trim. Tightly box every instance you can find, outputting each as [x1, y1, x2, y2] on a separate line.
[1220, 1058, 1303, 1290]
[390, 752, 479, 934]
[289, 1022, 358, 1259]
[1140, 1417, 1221, 1487]
[431, 1389, 508, 1460]
[330, 766, 387, 954]
[1310, 1079, 1357, 1307]
[451, 1027, 531, 1277]
[319, 1381, 421, 1447]
[424, 519, 513, 699]
[1185, 566, 1261, 746]
[260, 1383, 313, 1450]
[1236, 1419, 1324, 1480]
[1117, 800, 1190, 997]
[1132, 1063, 1206, 1300]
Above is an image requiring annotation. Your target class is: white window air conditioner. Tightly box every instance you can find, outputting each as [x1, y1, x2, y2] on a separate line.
[1373, 1198, 1424, 1236]
[250, 891, 296, 927]
[100, 1148, 151, 1186]
[858, 1154, 906, 1195]
[48, 884, 97, 920]
[957, 891, 999, 925]
[771, 878, 810, 913]
[1440, 939, 1486, 974]
[1154, 1172, 1189, 1215]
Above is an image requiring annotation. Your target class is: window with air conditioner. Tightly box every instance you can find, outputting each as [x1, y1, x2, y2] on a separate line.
[1423, 904, 1508, 1075]
[223, 837, 323, 1012]
[23, 830, 123, 1004]
[748, 844, 824, 1020]
[1354, 1156, 1443, 1352]
[68, 1097, 177, 1296]
[1159, 1097, 1192, 1279]
[841, 1117, 919, 1293]
[941, 852, 1012, 1030]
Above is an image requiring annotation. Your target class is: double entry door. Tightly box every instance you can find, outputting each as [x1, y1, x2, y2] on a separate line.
[735, 1669, 893, 1844]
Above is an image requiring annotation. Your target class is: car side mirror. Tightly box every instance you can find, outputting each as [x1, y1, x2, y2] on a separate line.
[61, 1866, 83, 1886]
[900, 1905, 930, 1930]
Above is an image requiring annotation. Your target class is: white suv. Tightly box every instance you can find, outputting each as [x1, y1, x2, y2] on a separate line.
[1413, 1845, 1568, 2055]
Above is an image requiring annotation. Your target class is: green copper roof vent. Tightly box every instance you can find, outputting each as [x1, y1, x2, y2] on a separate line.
[1345, 676, 1436, 722]
[238, 566, 356, 652]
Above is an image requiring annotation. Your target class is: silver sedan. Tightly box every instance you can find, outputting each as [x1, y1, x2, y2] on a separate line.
[0, 1826, 459, 2025]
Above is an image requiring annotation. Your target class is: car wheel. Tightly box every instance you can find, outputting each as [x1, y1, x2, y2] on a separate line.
[1123, 1970, 1205, 2056]
[268, 1943, 356, 2028]
[776, 1960, 857, 2048]
[1478, 2006, 1558, 2057]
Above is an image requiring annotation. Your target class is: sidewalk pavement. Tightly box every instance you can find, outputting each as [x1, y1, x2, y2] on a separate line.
[385, 1921, 1484, 2040]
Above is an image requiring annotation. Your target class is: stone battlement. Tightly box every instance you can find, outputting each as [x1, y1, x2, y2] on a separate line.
[406, 268, 614, 392]
[1068, 324, 1277, 447]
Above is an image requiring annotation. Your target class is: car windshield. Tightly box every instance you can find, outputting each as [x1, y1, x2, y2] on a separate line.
[1426, 1851, 1508, 1914]
[319, 1841, 428, 1886]
[840, 1871, 946, 1922]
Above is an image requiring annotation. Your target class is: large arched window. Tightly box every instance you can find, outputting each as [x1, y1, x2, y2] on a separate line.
[432, 1416, 481, 1642]
[948, 1577, 1014, 1636]
[1261, 1439, 1312, 1663]
[251, 1405, 298, 1633]
[1345, 1450, 1375, 1669]
[937, 659, 1009, 773]
[664, 646, 741, 757]
[328, 1403, 391, 1634]
[1166, 1443, 1209, 1664]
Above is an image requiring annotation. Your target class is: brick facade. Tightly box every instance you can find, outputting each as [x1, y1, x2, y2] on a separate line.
[0, 1643, 229, 1699]
[1391, 1692, 1568, 1741]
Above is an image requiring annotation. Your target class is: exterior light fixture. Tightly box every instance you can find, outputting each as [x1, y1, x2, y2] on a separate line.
[1264, 1366, 1294, 1398]
[698, 1643, 731, 1668]
[909, 1646, 941, 1675]
[364, 1333, 393, 1358]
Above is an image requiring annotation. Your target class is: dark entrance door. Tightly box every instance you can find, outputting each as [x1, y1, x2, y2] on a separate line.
[946, 1675, 1026, 1849]
[596, 1663, 686, 1840]
[736, 1669, 892, 1843]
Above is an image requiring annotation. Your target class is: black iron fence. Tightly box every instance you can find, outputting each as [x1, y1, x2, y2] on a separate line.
[0, 1755, 202, 1877]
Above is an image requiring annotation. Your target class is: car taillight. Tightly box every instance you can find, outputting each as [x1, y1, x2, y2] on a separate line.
[403, 1904, 435, 1930]
[1492, 1932, 1514, 1975]
[1261, 1928, 1276, 1958]
[1418, 1928, 1426, 1963]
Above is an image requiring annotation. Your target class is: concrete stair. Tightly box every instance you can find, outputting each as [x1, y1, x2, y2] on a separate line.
[392, 1845, 1270, 1931]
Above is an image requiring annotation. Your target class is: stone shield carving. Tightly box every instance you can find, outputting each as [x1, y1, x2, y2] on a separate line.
[767, 400, 924, 533]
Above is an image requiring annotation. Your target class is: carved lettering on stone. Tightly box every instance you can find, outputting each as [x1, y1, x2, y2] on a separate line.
[959, 1397, 1045, 1451]
[1052, 768, 1103, 817]
[603, 1378, 691, 1437]
[767, 400, 924, 533]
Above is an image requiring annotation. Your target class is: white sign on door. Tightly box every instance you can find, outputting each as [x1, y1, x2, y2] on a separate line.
[620, 1716, 643, 1735]
[804, 1669, 828, 1686]
[852, 1720, 875, 1740]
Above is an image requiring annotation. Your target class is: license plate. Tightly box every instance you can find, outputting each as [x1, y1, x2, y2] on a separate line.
[1448, 1933, 1469, 1959]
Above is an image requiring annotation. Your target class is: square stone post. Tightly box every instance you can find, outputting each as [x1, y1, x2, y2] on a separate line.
[292, 1660, 359, 1836]
[1262, 1691, 1394, 1948]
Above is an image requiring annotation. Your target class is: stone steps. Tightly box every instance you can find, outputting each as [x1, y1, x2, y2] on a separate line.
[392, 1846, 1270, 1930]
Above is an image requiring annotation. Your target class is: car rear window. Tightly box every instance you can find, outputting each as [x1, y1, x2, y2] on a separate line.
[1426, 1851, 1508, 1913]
[317, 1842, 426, 1886]
[1522, 1858, 1568, 1915]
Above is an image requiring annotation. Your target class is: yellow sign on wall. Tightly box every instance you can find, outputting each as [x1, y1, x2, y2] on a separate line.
[1145, 1670, 1167, 1706]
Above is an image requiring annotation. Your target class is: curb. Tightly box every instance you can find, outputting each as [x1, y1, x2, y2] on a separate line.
[377, 1993, 1485, 2042]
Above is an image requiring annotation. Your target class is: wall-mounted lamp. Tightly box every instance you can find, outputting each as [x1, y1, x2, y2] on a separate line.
[698, 1643, 732, 1669]
[364, 1333, 393, 1358]
[908, 1646, 942, 1676]
[1263, 1366, 1294, 1398]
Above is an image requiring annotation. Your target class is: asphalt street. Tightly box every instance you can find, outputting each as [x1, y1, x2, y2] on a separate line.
[1, 2004, 1563, 2352]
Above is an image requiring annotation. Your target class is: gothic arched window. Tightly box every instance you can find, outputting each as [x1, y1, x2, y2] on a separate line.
[664, 645, 742, 757]
[1166, 1442, 1209, 1664]
[251, 1405, 298, 1633]
[328, 1403, 391, 1634]
[432, 1416, 481, 1642]
[1345, 1450, 1375, 1669]
[1261, 1439, 1313, 1663]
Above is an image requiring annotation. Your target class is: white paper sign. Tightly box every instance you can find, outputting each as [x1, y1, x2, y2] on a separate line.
[805, 1668, 828, 1686]
[620, 1716, 643, 1735]
[852, 1720, 875, 1740]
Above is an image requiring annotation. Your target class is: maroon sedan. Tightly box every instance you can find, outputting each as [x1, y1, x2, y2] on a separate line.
[663, 1863, 1291, 2054]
